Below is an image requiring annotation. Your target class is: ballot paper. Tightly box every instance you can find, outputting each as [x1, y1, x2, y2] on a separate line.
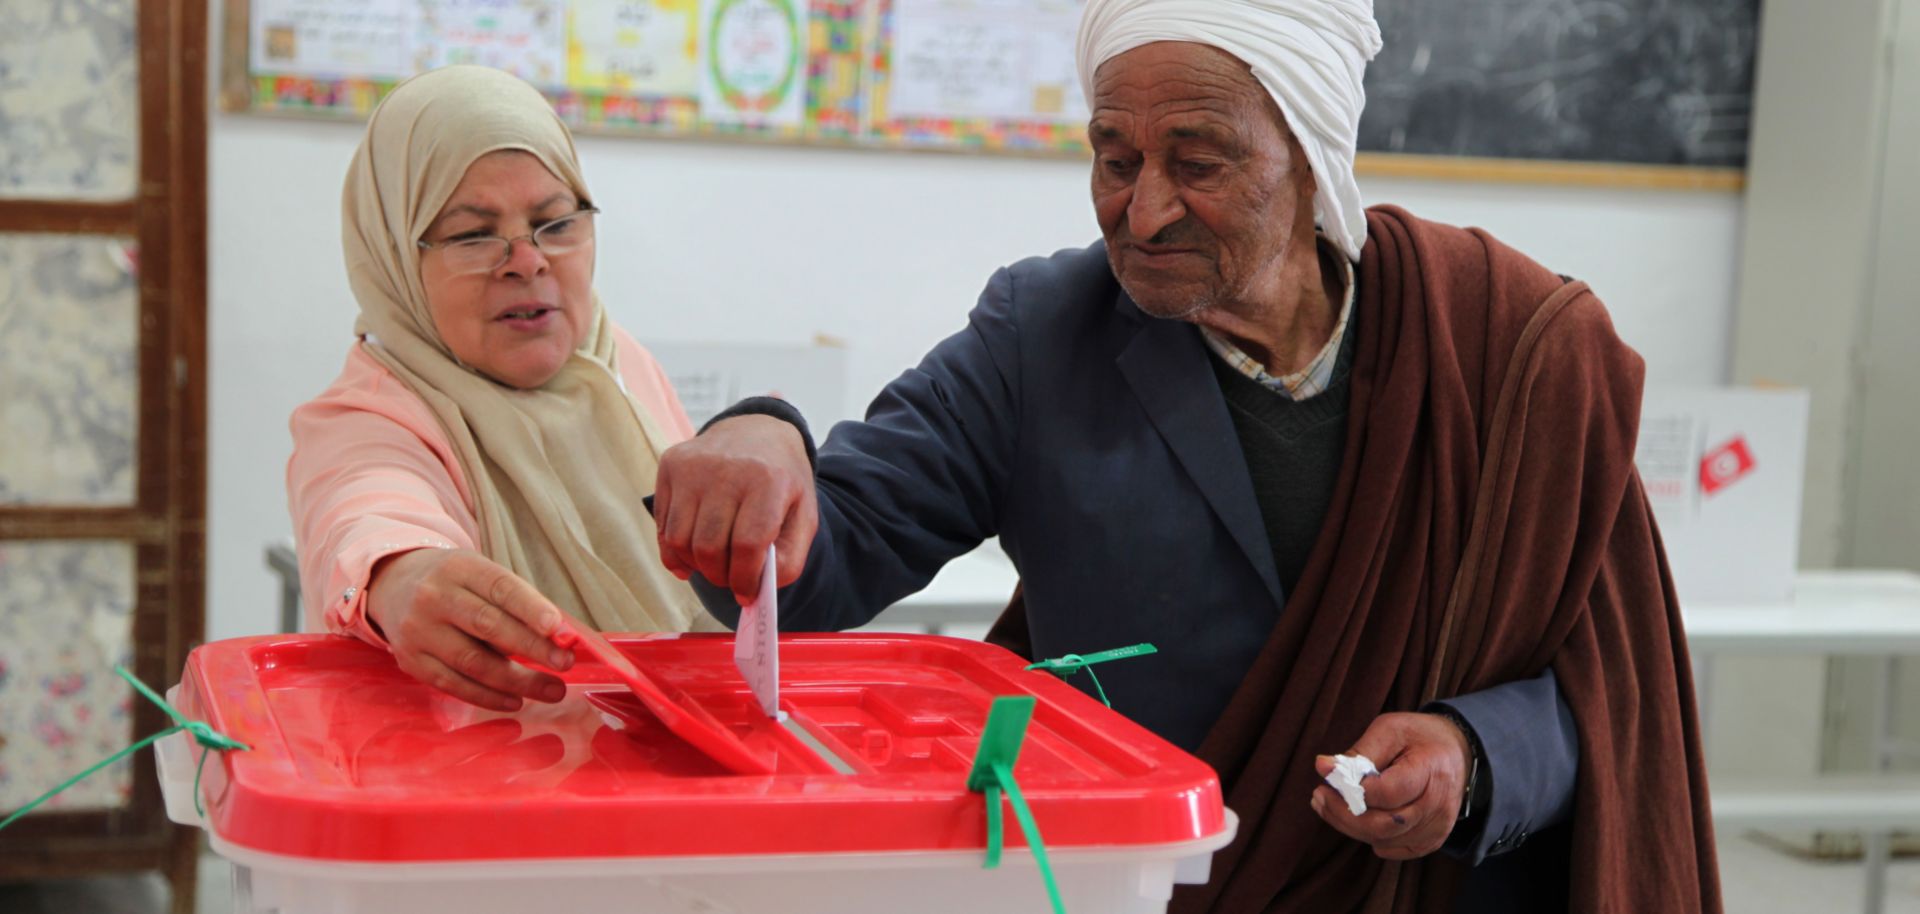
[734, 544, 782, 720]
[1325, 753, 1380, 816]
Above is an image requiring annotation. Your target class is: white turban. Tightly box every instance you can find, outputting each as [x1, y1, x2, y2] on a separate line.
[1077, 0, 1383, 262]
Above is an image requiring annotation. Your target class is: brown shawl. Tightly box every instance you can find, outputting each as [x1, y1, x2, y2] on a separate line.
[991, 205, 1720, 912]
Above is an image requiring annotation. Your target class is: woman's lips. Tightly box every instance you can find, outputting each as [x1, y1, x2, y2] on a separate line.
[494, 306, 556, 330]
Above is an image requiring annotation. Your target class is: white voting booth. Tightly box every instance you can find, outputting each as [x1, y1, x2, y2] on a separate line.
[641, 338, 853, 432]
[1634, 387, 1812, 604]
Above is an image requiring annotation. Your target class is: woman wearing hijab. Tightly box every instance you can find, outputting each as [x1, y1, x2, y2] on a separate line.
[288, 65, 720, 712]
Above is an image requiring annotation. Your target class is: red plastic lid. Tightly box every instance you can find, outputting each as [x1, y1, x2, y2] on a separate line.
[551, 618, 774, 775]
[176, 633, 1227, 862]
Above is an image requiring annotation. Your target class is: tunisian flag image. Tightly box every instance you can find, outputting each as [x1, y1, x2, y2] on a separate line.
[1700, 436, 1757, 496]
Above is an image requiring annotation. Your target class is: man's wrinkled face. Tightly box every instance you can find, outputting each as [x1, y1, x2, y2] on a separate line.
[1089, 42, 1317, 319]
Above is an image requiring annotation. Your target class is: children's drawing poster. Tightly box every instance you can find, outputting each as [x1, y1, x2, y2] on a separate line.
[232, 0, 1095, 157]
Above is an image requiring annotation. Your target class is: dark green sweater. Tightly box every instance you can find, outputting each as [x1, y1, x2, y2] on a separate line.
[1207, 315, 1358, 598]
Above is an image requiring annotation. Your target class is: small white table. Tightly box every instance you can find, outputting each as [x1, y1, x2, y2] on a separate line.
[1683, 572, 1920, 654]
[1684, 571, 1920, 914]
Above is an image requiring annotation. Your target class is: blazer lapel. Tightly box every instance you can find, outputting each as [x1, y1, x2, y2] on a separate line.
[1113, 297, 1286, 610]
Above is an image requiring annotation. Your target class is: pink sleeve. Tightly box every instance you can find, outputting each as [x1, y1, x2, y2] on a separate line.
[612, 325, 696, 443]
[286, 347, 479, 645]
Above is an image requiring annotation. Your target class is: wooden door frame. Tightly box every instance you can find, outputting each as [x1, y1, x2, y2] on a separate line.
[0, 1, 209, 909]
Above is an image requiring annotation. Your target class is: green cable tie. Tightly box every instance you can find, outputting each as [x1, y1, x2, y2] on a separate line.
[967, 695, 1065, 914]
[1025, 643, 1158, 708]
[994, 761, 1061, 914]
[0, 665, 249, 832]
[983, 779, 1006, 868]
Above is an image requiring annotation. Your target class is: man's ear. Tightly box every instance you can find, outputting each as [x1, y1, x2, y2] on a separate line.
[1287, 132, 1320, 199]
[1267, 97, 1320, 201]
[1252, 93, 1322, 240]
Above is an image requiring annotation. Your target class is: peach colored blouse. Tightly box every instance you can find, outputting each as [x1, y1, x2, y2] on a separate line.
[287, 326, 694, 643]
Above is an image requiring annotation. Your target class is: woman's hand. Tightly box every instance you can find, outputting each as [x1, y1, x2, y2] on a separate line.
[365, 548, 575, 711]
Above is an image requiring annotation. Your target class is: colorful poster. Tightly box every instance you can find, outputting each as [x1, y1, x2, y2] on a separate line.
[884, 0, 1085, 123]
[698, 0, 806, 127]
[239, 0, 1088, 156]
[250, 0, 416, 80]
[415, 0, 568, 89]
[568, 0, 700, 96]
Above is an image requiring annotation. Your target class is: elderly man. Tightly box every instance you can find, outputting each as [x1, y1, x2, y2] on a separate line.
[651, 0, 1720, 910]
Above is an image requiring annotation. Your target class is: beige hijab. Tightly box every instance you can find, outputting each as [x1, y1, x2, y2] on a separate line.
[341, 65, 716, 634]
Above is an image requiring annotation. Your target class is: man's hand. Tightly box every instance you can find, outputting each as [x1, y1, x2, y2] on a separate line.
[365, 548, 574, 712]
[1311, 711, 1473, 860]
[654, 414, 818, 603]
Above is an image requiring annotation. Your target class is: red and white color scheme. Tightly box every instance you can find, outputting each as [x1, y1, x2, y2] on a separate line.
[159, 633, 1234, 914]
[1699, 436, 1758, 496]
[1634, 388, 1810, 604]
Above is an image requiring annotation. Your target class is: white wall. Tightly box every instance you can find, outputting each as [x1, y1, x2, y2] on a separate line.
[1733, 0, 1902, 571]
[207, 113, 1743, 642]
[1848, 0, 1920, 572]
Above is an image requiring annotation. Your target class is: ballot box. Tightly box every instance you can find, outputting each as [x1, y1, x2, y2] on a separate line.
[158, 633, 1235, 914]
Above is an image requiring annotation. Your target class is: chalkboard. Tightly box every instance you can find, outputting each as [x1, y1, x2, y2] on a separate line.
[1359, 0, 1759, 169]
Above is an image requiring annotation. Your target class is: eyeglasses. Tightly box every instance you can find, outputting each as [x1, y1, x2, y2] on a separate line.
[416, 207, 600, 276]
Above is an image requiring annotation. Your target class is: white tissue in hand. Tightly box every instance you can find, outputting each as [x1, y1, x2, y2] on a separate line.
[1325, 753, 1380, 816]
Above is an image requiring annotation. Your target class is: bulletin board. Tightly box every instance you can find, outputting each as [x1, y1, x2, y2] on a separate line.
[220, 0, 1091, 157]
[221, 0, 1754, 189]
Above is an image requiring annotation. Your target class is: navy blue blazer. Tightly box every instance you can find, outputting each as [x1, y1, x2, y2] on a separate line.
[696, 241, 1575, 866]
